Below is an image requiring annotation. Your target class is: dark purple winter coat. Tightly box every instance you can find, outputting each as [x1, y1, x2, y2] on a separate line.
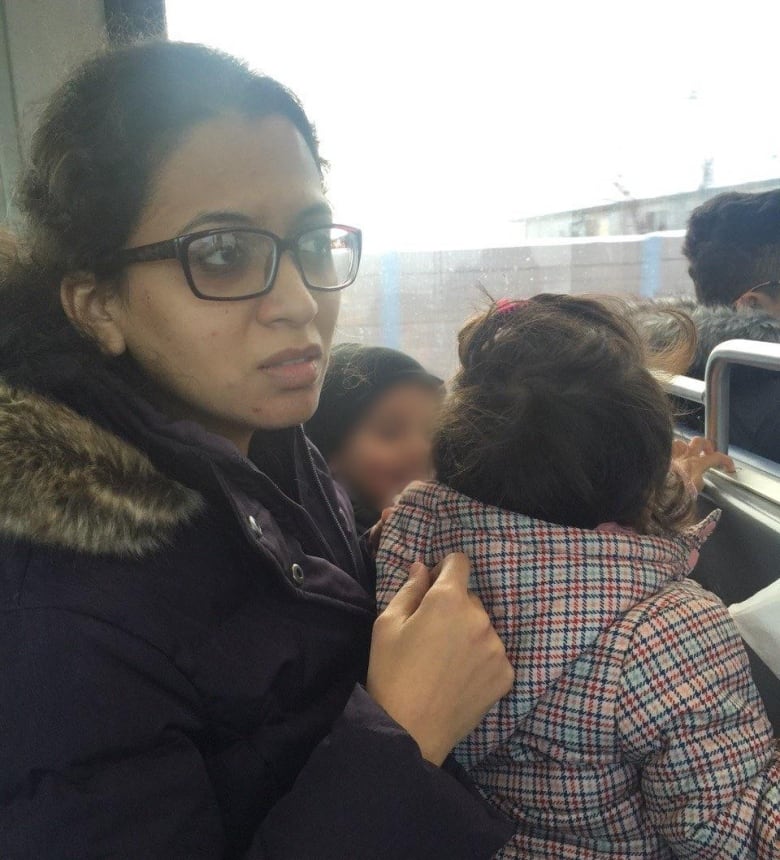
[0, 373, 512, 859]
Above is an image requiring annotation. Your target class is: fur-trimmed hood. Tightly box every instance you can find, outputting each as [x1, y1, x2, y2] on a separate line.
[0, 381, 202, 557]
[636, 298, 780, 378]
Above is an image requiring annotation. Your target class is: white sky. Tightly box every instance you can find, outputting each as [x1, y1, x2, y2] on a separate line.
[167, 0, 780, 251]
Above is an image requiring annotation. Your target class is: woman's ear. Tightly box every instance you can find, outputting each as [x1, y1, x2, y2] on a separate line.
[60, 273, 127, 356]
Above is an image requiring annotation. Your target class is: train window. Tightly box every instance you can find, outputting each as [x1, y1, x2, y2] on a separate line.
[167, 1, 780, 378]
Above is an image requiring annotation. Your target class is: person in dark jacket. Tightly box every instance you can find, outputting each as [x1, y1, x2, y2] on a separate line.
[683, 189, 780, 316]
[0, 42, 514, 859]
[306, 343, 443, 532]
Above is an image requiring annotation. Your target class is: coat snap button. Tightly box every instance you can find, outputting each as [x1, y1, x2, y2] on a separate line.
[290, 563, 304, 586]
[248, 515, 263, 539]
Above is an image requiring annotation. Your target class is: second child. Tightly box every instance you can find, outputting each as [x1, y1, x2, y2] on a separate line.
[307, 343, 442, 531]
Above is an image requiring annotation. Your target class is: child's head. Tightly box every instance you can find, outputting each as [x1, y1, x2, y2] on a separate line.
[307, 344, 443, 513]
[434, 294, 695, 535]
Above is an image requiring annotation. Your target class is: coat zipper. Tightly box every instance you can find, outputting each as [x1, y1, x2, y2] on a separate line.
[301, 428, 360, 579]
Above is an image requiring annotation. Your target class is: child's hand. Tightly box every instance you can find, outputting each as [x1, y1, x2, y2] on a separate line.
[366, 553, 514, 765]
[367, 507, 394, 558]
[672, 437, 736, 493]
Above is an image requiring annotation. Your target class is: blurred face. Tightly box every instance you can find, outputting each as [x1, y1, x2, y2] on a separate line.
[101, 115, 340, 452]
[330, 382, 441, 513]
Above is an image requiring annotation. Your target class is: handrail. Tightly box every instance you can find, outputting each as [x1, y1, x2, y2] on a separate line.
[705, 339, 780, 453]
[660, 374, 705, 405]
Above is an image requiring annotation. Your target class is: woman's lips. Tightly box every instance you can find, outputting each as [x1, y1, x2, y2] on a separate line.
[259, 346, 322, 389]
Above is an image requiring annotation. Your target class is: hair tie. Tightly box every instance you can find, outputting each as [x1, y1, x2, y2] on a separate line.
[495, 298, 530, 314]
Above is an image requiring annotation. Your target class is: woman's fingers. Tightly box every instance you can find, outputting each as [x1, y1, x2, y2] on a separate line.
[382, 562, 432, 621]
[428, 551, 471, 589]
[367, 553, 513, 766]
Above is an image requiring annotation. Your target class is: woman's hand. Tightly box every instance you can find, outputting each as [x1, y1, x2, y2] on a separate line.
[672, 436, 736, 493]
[366, 553, 514, 766]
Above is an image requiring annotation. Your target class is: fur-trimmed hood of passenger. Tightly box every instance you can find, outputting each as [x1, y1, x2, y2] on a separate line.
[635, 298, 780, 378]
[0, 381, 202, 558]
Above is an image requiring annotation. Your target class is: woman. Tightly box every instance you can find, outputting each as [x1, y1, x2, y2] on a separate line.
[0, 42, 513, 858]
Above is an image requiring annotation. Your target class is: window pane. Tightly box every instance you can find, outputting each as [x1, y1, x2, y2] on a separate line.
[167, 0, 780, 376]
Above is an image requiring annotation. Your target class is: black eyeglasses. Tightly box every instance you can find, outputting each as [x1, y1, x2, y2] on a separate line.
[111, 224, 362, 301]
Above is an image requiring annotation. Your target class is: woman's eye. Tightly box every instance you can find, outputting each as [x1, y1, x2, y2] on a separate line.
[189, 233, 249, 273]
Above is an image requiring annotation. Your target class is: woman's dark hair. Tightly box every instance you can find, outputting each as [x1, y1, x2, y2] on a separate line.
[0, 40, 323, 393]
[434, 294, 696, 535]
[683, 190, 780, 306]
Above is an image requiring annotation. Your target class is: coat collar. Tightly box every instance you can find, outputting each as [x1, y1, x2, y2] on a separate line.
[400, 480, 720, 588]
[0, 381, 203, 557]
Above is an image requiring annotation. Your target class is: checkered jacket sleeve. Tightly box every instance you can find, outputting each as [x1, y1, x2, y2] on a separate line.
[617, 580, 780, 859]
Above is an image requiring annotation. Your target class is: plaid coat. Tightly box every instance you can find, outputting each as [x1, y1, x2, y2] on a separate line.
[377, 481, 780, 859]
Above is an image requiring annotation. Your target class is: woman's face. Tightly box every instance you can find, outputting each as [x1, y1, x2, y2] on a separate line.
[103, 114, 340, 450]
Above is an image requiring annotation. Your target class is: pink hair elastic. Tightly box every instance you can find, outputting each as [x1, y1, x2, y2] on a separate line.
[495, 298, 531, 314]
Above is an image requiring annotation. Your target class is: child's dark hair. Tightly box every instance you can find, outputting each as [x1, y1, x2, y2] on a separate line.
[434, 294, 696, 535]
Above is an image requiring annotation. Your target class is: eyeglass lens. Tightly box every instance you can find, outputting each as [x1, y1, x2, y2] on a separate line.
[185, 226, 358, 298]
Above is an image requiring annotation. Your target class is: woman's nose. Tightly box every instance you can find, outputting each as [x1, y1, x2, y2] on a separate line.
[260, 251, 318, 326]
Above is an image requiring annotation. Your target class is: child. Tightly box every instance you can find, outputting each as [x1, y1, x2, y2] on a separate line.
[377, 295, 780, 859]
[306, 343, 442, 532]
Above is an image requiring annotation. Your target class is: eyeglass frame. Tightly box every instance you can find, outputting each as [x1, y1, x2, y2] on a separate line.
[736, 280, 780, 305]
[108, 223, 362, 302]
